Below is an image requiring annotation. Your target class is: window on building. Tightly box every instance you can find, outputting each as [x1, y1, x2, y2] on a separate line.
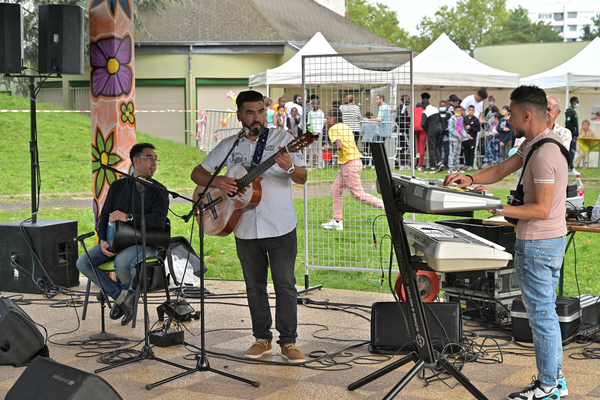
[538, 13, 552, 19]
[567, 11, 577, 18]
[579, 12, 594, 19]
[568, 25, 578, 31]
[553, 26, 564, 32]
[554, 12, 564, 21]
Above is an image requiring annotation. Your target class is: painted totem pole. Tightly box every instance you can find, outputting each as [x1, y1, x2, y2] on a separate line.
[89, 0, 136, 228]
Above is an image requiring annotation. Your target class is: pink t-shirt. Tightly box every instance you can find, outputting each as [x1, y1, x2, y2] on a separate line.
[515, 129, 568, 240]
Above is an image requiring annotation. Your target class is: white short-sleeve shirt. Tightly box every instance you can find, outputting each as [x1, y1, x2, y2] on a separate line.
[461, 95, 484, 119]
[201, 129, 305, 240]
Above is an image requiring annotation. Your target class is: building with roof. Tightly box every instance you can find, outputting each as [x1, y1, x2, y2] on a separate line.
[40, 0, 398, 144]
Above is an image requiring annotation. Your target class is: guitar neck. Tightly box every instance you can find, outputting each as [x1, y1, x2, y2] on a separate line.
[236, 147, 288, 190]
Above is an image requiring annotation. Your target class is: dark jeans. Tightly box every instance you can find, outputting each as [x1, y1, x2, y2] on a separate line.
[235, 229, 298, 345]
[569, 137, 577, 170]
[462, 137, 476, 167]
[438, 132, 449, 166]
[427, 128, 442, 168]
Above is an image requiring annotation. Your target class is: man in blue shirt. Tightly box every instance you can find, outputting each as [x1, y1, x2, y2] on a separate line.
[368, 94, 393, 164]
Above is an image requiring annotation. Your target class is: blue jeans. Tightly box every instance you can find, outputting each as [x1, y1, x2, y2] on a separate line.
[235, 229, 298, 345]
[514, 236, 566, 387]
[76, 243, 157, 300]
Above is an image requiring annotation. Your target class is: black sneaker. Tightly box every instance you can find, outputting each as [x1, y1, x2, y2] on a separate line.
[508, 379, 560, 400]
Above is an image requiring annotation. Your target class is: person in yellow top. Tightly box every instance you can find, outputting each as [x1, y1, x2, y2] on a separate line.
[574, 119, 597, 169]
[321, 109, 384, 231]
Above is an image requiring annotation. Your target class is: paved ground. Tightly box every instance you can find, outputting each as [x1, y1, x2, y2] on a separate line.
[2, 279, 600, 400]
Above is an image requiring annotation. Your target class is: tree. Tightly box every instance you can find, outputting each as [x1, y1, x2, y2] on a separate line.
[491, 6, 562, 44]
[412, 0, 509, 55]
[347, 0, 410, 49]
[580, 17, 600, 40]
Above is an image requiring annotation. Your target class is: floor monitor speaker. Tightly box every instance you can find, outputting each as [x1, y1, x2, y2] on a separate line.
[369, 301, 463, 354]
[0, 3, 23, 73]
[38, 4, 84, 75]
[6, 356, 123, 400]
[0, 297, 45, 366]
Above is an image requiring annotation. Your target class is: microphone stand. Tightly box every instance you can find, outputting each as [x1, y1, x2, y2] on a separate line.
[148, 128, 260, 389]
[95, 169, 192, 377]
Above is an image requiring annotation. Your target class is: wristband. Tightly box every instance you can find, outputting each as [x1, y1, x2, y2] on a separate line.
[465, 174, 474, 185]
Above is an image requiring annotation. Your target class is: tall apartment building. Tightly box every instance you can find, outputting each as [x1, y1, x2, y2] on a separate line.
[528, 4, 600, 41]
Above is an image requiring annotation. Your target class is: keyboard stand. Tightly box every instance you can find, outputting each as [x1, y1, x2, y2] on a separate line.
[347, 143, 488, 400]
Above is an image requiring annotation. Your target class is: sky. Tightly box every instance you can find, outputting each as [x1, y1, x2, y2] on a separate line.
[375, 0, 598, 35]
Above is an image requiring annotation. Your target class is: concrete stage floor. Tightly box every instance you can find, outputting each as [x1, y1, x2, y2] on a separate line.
[1, 278, 600, 400]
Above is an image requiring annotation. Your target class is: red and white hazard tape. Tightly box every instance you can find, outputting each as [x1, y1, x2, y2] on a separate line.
[0, 109, 204, 113]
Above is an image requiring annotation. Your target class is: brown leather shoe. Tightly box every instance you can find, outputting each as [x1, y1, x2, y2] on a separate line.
[244, 339, 272, 359]
[281, 343, 305, 364]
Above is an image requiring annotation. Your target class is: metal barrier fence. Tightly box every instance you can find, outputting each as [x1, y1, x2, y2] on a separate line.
[196, 109, 243, 152]
[302, 51, 413, 286]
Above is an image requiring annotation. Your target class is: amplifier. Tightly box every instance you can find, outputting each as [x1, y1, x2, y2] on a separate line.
[369, 301, 462, 355]
[440, 267, 521, 300]
[443, 291, 518, 325]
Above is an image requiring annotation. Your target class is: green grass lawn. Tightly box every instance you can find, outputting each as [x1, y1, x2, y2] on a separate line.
[1, 92, 599, 297]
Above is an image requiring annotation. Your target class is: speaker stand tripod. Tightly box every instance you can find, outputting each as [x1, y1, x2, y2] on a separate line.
[347, 143, 488, 400]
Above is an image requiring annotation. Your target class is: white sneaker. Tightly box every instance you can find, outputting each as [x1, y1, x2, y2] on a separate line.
[568, 168, 579, 175]
[321, 219, 343, 231]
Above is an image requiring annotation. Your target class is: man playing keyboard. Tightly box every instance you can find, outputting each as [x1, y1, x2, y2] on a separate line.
[445, 85, 568, 400]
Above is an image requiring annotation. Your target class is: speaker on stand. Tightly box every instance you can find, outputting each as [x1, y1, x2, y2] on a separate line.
[38, 4, 84, 75]
[0, 2, 24, 74]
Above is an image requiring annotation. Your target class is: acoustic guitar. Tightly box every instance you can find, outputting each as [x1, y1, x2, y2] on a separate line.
[193, 132, 315, 237]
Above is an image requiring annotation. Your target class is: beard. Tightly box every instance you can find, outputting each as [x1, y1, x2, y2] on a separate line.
[245, 120, 264, 137]
[514, 127, 525, 138]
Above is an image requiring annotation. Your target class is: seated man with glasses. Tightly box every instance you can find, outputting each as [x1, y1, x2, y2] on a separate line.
[76, 143, 169, 325]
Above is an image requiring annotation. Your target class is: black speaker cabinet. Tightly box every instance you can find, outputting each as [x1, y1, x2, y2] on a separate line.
[0, 3, 23, 73]
[6, 356, 123, 400]
[0, 297, 45, 365]
[369, 301, 463, 354]
[0, 220, 79, 294]
[38, 4, 84, 75]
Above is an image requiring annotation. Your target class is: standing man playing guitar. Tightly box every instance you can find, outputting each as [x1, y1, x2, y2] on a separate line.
[191, 90, 308, 363]
[76, 143, 169, 326]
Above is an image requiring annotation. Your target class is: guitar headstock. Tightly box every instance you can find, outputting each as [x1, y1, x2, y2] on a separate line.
[286, 132, 316, 153]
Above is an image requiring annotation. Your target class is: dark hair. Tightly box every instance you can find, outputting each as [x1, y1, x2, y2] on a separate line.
[510, 85, 547, 119]
[421, 98, 430, 107]
[365, 111, 372, 118]
[130, 143, 155, 161]
[376, 94, 385, 101]
[293, 94, 301, 102]
[400, 94, 410, 102]
[491, 105, 499, 113]
[477, 88, 488, 99]
[503, 105, 511, 113]
[468, 105, 475, 109]
[278, 96, 286, 102]
[309, 94, 319, 100]
[332, 101, 340, 108]
[420, 92, 431, 100]
[488, 95, 495, 100]
[449, 94, 459, 102]
[439, 100, 447, 105]
[570, 96, 579, 105]
[454, 105, 463, 111]
[237, 90, 264, 111]
[327, 108, 342, 121]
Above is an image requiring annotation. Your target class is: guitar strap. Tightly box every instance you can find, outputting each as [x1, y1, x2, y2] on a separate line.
[251, 127, 270, 168]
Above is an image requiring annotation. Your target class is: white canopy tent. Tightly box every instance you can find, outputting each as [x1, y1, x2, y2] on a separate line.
[393, 33, 520, 88]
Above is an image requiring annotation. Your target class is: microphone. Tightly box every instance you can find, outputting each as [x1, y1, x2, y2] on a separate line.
[237, 127, 250, 139]
[72, 232, 95, 242]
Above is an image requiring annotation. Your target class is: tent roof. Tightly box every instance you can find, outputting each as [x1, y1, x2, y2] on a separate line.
[398, 33, 520, 88]
[520, 37, 600, 89]
[249, 32, 337, 87]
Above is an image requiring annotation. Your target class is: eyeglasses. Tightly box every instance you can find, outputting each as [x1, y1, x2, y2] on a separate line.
[138, 156, 160, 162]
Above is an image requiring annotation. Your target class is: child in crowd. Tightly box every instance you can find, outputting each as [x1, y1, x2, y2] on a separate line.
[274, 105, 287, 131]
[447, 105, 464, 174]
[265, 97, 276, 129]
[498, 106, 513, 161]
[481, 114, 501, 168]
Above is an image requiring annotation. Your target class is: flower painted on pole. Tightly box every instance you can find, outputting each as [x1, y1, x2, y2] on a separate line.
[119, 100, 135, 126]
[91, 126, 123, 198]
[90, 0, 132, 20]
[90, 35, 133, 98]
